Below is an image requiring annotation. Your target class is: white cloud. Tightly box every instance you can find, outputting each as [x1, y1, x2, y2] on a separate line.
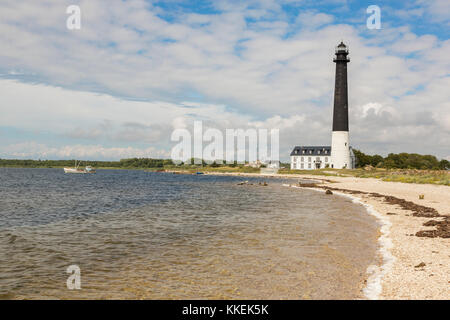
[1, 141, 169, 160]
[0, 0, 448, 160]
[390, 33, 437, 54]
[417, 0, 450, 23]
[296, 11, 334, 29]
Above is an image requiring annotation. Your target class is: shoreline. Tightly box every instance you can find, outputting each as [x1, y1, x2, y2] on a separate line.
[286, 184, 394, 300]
[203, 171, 450, 300]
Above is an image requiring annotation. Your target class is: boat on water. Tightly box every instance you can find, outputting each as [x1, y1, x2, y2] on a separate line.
[85, 165, 96, 173]
[64, 160, 96, 174]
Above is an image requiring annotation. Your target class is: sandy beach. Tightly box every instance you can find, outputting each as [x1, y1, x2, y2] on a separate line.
[204, 171, 450, 300]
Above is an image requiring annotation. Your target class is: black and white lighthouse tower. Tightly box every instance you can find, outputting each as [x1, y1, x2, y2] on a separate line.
[289, 42, 355, 170]
[330, 41, 353, 169]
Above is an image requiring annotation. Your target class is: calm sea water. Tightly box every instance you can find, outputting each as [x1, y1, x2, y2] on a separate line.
[0, 168, 380, 299]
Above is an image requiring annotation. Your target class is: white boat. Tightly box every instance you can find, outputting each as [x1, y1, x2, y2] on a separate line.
[63, 167, 85, 173]
[64, 160, 96, 174]
[84, 165, 96, 173]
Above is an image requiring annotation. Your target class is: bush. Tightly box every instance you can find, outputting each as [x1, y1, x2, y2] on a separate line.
[353, 150, 444, 170]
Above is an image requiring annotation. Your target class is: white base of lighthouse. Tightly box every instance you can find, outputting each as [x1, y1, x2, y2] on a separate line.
[331, 131, 352, 169]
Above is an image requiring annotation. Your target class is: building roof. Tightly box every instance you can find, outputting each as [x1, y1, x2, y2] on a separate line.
[290, 146, 331, 156]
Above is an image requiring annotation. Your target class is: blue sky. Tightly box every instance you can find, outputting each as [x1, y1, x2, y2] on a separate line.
[0, 0, 449, 161]
[151, 0, 449, 38]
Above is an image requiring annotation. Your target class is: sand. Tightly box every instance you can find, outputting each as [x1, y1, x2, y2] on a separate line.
[204, 171, 450, 300]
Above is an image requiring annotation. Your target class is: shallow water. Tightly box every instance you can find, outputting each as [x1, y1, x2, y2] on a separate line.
[0, 168, 379, 299]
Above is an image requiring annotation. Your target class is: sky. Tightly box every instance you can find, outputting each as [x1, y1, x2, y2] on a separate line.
[0, 0, 449, 161]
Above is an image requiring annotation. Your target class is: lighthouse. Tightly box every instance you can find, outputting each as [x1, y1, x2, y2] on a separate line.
[289, 42, 355, 170]
[330, 41, 353, 169]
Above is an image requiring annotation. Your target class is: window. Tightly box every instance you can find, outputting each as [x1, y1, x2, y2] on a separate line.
[316, 157, 320, 161]
[309, 150, 312, 154]
[308, 163, 311, 169]
[301, 157, 304, 162]
[301, 163, 304, 169]
[325, 157, 328, 162]
[318, 150, 320, 154]
[325, 150, 328, 154]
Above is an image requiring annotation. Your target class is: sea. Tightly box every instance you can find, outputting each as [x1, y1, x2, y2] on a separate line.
[0, 168, 380, 299]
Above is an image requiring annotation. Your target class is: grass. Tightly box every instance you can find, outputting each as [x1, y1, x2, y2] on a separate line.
[381, 173, 450, 185]
[329, 168, 450, 186]
[250, 167, 449, 186]
[277, 168, 345, 176]
[158, 165, 262, 174]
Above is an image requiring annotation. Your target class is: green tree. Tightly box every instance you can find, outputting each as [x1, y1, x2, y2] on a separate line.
[439, 159, 449, 170]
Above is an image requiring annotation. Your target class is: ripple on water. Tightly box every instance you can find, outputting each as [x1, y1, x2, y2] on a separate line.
[0, 168, 380, 299]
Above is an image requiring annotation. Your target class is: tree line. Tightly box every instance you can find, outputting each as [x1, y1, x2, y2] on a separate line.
[353, 150, 449, 170]
[0, 158, 173, 168]
[1, 152, 448, 170]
